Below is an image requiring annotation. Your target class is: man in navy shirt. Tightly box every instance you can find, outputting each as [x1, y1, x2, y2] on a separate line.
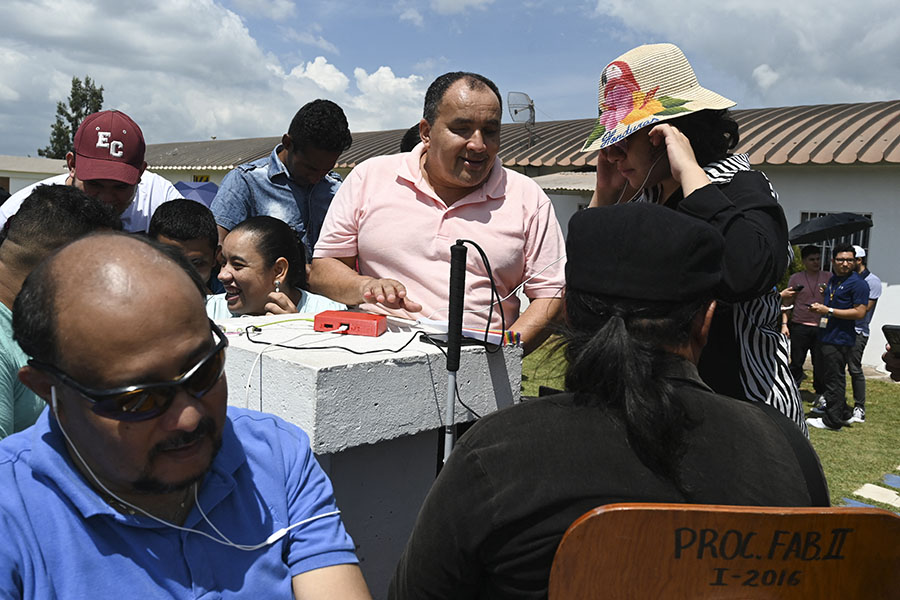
[806, 243, 869, 431]
[1, 233, 371, 599]
[211, 100, 352, 259]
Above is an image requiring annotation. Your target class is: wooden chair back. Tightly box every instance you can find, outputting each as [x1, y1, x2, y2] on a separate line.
[548, 502, 900, 599]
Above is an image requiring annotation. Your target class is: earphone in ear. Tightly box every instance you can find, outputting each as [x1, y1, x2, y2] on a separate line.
[50, 385, 58, 414]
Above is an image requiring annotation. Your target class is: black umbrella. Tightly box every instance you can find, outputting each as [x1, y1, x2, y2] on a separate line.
[788, 212, 873, 244]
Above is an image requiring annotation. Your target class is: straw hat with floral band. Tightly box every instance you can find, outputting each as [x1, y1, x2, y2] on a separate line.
[582, 43, 735, 153]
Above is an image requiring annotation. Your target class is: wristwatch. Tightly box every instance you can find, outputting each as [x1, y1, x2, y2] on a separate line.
[828, 307, 834, 316]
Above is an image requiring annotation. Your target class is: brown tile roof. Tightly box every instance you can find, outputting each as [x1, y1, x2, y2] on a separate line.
[145, 100, 900, 171]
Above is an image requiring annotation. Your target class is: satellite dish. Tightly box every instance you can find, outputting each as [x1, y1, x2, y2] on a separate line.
[508, 91, 537, 147]
[508, 91, 535, 125]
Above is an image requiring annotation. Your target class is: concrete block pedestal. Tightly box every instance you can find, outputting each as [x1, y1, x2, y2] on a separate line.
[218, 314, 522, 597]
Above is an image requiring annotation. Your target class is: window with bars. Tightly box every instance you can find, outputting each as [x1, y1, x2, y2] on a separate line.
[797, 211, 872, 272]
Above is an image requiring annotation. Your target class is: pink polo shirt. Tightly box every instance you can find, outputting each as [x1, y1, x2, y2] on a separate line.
[787, 270, 832, 326]
[314, 145, 566, 331]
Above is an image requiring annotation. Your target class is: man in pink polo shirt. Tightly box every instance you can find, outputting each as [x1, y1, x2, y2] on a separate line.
[310, 72, 565, 354]
[782, 245, 831, 399]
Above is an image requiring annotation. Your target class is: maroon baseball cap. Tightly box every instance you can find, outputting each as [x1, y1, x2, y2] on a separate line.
[73, 110, 146, 185]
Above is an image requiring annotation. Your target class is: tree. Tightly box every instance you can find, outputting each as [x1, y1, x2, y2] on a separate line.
[38, 76, 104, 159]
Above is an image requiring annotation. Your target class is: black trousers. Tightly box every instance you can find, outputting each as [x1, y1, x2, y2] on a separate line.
[820, 342, 852, 428]
[847, 333, 868, 410]
[789, 322, 823, 393]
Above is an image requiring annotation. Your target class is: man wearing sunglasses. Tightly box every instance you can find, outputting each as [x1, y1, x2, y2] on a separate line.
[0, 233, 371, 599]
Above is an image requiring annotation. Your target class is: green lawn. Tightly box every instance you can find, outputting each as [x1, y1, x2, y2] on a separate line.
[522, 338, 900, 509]
[802, 378, 900, 509]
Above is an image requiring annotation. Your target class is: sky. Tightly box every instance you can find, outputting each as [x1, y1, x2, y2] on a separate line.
[1, 0, 898, 157]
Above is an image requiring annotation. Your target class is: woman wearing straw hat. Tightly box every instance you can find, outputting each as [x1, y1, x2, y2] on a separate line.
[582, 43, 805, 434]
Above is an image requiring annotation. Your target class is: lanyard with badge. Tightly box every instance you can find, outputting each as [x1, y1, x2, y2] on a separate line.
[820, 278, 846, 328]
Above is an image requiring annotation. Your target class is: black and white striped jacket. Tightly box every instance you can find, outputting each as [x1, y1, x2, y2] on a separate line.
[638, 154, 807, 434]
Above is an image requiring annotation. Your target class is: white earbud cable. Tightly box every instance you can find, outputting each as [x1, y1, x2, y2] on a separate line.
[50, 386, 339, 551]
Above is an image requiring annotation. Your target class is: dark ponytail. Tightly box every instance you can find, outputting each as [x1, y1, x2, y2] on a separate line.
[562, 291, 707, 494]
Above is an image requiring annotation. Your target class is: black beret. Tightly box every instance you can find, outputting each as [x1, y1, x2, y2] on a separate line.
[565, 203, 724, 301]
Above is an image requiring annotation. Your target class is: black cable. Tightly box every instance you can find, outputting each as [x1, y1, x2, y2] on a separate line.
[244, 328, 421, 355]
[420, 332, 482, 419]
[456, 239, 506, 352]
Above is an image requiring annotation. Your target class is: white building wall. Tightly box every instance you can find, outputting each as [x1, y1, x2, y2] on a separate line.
[546, 190, 588, 238]
[763, 164, 900, 371]
[763, 164, 900, 285]
[7, 172, 55, 194]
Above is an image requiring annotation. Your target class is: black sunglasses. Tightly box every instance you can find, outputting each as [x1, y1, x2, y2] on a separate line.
[31, 320, 228, 422]
[601, 137, 630, 155]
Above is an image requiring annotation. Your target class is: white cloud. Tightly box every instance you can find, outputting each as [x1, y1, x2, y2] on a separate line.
[0, 0, 427, 154]
[288, 57, 351, 95]
[591, 0, 900, 107]
[231, 0, 297, 19]
[399, 7, 424, 27]
[284, 29, 340, 55]
[349, 67, 425, 131]
[431, 0, 494, 15]
[752, 65, 779, 91]
[0, 48, 27, 102]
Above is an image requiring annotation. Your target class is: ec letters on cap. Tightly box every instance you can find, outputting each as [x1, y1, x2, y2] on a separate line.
[72, 110, 145, 185]
[95, 130, 125, 158]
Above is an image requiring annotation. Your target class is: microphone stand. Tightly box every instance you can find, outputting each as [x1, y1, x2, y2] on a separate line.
[443, 240, 467, 464]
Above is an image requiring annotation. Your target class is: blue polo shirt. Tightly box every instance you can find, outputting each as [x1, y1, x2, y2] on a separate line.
[211, 145, 342, 260]
[820, 271, 869, 347]
[0, 407, 357, 599]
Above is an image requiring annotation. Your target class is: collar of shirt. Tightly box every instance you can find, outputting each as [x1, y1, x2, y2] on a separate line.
[657, 357, 715, 393]
[27, 410, 246, 527]
[266, 144, 290, 184]
[396, 143, 508, 208]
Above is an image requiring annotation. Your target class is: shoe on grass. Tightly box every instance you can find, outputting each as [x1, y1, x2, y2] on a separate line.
[810, 395, 826, 415]
[806, 417, 840, 431]
[847, 407, 866, 424]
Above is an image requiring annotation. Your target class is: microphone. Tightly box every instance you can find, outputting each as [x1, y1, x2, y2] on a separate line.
[442, 240, 468, 464]
[447, 241, 468, 372]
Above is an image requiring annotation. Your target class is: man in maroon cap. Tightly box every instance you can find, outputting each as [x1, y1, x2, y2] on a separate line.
[0, 110, 182, 233]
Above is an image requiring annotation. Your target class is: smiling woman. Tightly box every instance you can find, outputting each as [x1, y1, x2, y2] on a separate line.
[207, 216, 345, 319]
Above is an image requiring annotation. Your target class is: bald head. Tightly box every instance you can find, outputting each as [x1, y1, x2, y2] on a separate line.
[14, 232, 206, 368]
[64, 234, 202, 305]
